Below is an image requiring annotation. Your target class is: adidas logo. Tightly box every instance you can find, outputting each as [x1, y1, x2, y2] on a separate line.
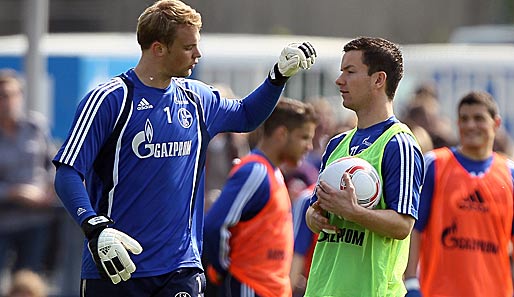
[458, 190, 488, 212]
[76, 207, 87, 216]
[137, 98, 154, 110]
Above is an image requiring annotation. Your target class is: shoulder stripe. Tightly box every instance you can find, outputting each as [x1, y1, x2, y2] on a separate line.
[108, 101, 133, 217]
[219, 163, 268, 269]
[395, 132, 416, 214]
[59, 78, 124, 166]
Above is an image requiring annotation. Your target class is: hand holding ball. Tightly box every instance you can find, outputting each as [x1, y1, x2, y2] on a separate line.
[318, 156, 381, 209]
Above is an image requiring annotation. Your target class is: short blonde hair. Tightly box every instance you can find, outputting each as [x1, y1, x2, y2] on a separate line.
[137, 0, 202, 49]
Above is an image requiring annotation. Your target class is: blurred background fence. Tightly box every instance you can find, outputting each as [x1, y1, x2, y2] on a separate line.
[1, 33, 514, 143]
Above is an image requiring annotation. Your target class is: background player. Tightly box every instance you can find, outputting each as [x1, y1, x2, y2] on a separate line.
[404, 91, 514, 297]
[204, 98, 318, 297]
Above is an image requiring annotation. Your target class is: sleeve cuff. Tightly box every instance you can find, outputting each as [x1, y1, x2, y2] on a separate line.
[268, 63, 289, 86]
[404, 277, 420, 290]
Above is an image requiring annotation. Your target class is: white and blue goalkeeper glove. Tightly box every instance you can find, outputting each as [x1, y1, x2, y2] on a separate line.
[81, 215, 143, 284]
[269, 41, 317, 85]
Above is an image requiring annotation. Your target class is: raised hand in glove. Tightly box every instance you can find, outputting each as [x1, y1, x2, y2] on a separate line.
[81, 215, 143, 284]
[269, 41, 317, 85]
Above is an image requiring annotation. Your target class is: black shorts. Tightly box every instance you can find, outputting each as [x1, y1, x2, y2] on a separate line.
[80, 268, 206, 297]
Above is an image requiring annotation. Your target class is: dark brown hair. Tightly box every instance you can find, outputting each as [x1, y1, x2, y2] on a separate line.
[344, 37, 403, 99]
[458, 91, 498, 118]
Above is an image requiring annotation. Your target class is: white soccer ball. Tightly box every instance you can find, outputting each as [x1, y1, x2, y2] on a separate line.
[319, 156, 382, 209]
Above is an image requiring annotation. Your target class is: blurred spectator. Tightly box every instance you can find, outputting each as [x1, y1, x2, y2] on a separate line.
[330, 111, 358, 138]
[6, 269, 48, 297]
[403, 83, 514, 156]
[0, 69, 57, 279]
[410, 124, 434, 154]
[305, 97, 340, 169]
[400, 83, 458, 148]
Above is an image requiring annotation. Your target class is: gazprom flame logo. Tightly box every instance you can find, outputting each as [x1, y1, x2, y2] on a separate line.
[132, 119, 155, 159]
[144, 119, 153, 142]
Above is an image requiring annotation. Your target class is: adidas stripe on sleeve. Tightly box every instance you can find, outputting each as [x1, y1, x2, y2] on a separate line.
[382, 132, 424, 219]
[56, 78, 125, 172]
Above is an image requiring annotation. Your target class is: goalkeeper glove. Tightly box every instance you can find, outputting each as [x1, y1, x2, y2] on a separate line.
[269, 41, 317, 85]
[81, 215, 143, 284]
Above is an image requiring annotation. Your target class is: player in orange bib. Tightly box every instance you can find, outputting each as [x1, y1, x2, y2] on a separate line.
[204, 98, 318, 297]
[405, 91, 514, 297]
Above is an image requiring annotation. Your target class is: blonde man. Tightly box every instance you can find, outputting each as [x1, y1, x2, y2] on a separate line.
[52, 0, 316, 296]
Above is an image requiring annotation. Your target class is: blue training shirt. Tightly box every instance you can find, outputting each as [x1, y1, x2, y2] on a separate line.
[53, 69, 284, 279]
[310, 116, 424, 219]
[293, 186, 316, 256]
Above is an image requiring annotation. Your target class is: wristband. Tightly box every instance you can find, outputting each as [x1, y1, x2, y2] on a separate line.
[81, 215, 113, 240]
[404, 277, 420, 290]
[268, 63, 289, 86]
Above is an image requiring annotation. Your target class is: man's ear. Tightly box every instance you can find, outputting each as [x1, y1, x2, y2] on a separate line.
[272, 125, 289, 142]
[371, 71, 387, 89]
[150, 41, 167, 57]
